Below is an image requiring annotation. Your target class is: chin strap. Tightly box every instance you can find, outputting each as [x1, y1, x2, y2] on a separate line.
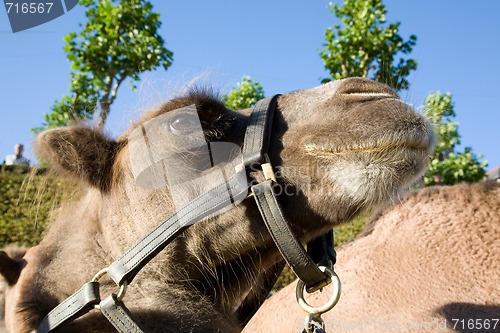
[251, 181, 333, 292]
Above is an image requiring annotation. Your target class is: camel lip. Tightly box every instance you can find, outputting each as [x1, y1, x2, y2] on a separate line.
[304, 136, 433, 157]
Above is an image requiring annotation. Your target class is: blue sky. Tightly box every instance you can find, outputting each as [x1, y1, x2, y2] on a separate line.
[1, 1, 499, 170]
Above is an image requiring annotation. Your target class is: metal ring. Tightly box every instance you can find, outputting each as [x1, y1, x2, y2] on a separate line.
[91, 267, 128, 309]
[296, 266, 341, 314]
[116, 280, 128, 301]
[92, 267, 109, 282]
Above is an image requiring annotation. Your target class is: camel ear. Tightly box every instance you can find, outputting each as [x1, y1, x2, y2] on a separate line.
[0, 251, 25, 286]
[35, 126, 118, 191]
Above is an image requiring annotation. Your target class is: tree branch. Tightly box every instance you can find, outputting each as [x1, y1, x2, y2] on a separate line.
[96, 73, 127, 129]
[96, 75, 115, 129]
[109, 74, 127, 105]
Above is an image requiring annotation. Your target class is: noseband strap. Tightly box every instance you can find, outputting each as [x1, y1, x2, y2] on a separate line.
[242, 94, 279, 166]
[38, 95, 336, 332]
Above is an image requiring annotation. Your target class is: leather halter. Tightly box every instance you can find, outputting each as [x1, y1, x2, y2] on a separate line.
[38, 95, 336, 332]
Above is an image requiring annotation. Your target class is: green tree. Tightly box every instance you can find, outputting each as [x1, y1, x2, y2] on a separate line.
[222, 76, 265, 110]
[423, 92, 487, 185]
[35, 0, 173, 132]
[320, 0, 417, 90]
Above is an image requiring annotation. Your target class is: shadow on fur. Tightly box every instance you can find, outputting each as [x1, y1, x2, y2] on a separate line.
[436, 303, 500, 333]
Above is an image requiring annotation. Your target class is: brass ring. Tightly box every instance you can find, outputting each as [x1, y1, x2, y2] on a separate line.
[91, 267, 128, 309]
[296, 266, 341, 314]
[116, 280, 128, 302]
[92, 267, 109, 282]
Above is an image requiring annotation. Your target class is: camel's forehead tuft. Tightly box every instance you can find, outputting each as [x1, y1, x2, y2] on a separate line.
[112, 90, 236, 188]
[120, 90, 231, 140]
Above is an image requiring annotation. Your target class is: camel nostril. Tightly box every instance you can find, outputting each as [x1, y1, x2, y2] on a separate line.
[335, 77, 398, 98]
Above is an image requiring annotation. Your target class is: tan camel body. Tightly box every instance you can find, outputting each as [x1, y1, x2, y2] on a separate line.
[244, 181, 500, 333]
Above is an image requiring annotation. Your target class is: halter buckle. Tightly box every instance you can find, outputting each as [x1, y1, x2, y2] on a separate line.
[261, 153, 276, 182]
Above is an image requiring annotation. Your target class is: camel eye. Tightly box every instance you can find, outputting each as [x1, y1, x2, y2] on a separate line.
[169, 114, 199, 134]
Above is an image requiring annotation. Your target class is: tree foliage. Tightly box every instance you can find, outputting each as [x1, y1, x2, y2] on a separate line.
[34, 0, 173, 132]
[222, 76, 265, 110]
[320, 0, 417, 90]
[423, 92, 487, 185]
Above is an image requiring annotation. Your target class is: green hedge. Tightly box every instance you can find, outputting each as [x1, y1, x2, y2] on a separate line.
[0, 166, 61, 247]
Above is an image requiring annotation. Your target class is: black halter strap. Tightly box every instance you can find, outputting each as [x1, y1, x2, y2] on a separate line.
[241, 95, 334, 290]
[235, 96, 336, 325]
[38, 95, 335, 332]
